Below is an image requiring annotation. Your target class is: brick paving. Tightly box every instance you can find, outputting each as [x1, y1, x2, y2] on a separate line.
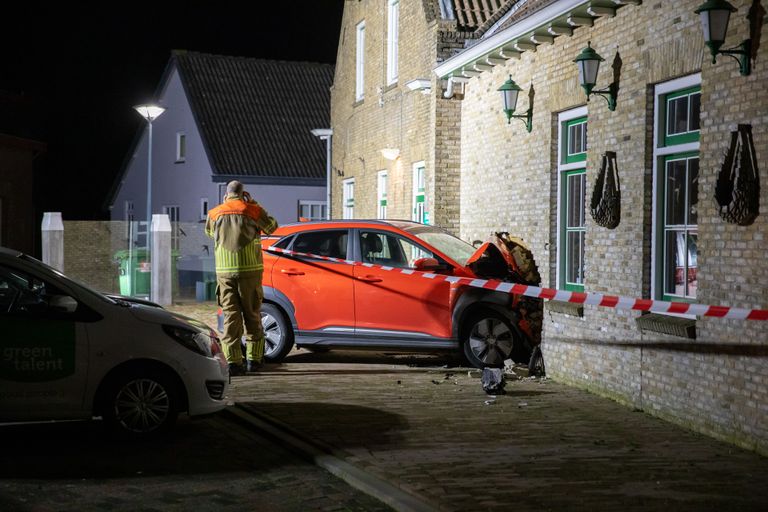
[169, 302, 768, 511]
[0, 412, 391, 512]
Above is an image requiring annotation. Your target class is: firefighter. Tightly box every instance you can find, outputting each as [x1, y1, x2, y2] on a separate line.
[205, 180, 278, 375]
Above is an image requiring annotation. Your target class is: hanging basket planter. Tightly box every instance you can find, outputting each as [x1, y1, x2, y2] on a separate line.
[714, 124, 760, 226]
[590, 151, 621, 229]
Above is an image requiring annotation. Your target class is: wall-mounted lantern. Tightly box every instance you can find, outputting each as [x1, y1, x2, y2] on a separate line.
[498, 76, 533, 132]
[694, 0, 751, 75]
[573, 42, 617, 111]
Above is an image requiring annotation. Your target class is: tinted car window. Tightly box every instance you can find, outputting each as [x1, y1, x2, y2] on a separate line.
[359, 231, 433, 269]
[292, 230, 348, 259]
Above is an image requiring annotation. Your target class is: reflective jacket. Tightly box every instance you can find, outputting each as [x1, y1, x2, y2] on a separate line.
[205, 195, 278, 275]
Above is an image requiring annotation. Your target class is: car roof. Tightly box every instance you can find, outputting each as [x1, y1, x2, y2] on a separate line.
[0, 246, 23, 258]
[272, 219, 428, 236]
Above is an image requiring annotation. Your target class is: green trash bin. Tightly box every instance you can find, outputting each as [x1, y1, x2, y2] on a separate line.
[114, 249, 151, 296]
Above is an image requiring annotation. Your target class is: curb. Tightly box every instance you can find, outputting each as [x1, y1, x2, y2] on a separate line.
[225, 404, 438, 512]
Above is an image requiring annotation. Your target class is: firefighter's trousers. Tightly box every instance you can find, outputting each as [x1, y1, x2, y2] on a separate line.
[216, 272, 265, 364]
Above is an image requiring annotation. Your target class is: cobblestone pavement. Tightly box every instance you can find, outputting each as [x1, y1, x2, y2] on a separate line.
[171, 302, 768, 511]
[0, 413, 392, 511]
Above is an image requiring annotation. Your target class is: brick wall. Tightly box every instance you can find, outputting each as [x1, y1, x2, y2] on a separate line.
[331, 0, 466, 235]
[63, 221, 126, 294]
[458, 0, 768, 453]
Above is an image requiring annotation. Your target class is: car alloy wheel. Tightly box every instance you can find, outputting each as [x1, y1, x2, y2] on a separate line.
[260, 303, 295, 362]
[463, 312, 515, 368]
[262, 310, 283, 357]
[108, 372, 178, 436]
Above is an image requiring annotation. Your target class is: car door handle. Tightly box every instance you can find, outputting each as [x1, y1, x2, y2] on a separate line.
[357, 275, 383, 283]
[281, 269, 305, 276]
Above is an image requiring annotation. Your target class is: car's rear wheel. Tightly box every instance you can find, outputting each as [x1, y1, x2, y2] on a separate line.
[102, 368, 179, 438]
[262, 303, 295, 362]
[462, 310, 527, 369]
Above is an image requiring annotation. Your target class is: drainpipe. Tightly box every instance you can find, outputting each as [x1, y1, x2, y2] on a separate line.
[311, 128, 333, 219]
[443, 76, 468, 99]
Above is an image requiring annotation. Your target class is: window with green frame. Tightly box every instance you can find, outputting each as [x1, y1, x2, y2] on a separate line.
[663, 86, 700, 146]
[563, 116, 587, 164]
[561, 169, 586, 291]
[658, 153, 699, 301]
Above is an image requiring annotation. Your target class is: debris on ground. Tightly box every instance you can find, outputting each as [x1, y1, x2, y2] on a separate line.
[484, 399, 496, 406]
[481, 368, 506, 395]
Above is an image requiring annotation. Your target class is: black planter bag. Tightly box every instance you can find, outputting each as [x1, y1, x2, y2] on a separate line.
[590, 151, 621, 229]
[714, 124, 760, 226]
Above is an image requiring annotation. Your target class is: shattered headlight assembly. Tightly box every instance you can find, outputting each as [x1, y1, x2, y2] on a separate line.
[163, 324, 214, 357]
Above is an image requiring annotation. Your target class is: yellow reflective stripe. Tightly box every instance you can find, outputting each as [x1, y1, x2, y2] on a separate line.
[214, 239, 263, 273]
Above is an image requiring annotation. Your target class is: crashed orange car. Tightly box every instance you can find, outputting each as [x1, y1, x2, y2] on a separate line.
[258, 220, 543, 371]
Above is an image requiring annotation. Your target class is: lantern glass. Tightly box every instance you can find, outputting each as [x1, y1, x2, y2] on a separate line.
[700, 7, 731, 44]
[502, 88, 519, 113]
[578, 59, 600, 88]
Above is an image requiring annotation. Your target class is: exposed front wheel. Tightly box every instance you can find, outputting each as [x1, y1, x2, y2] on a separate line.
[462, 310, 528, 369]
[102, 368, 180, 438]
[262, 303, 295, 362]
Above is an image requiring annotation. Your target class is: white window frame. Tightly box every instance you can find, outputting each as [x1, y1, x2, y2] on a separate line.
[200, 197, 209, 221]
[377, 170, 388, 219]
[652, 73, 701, 307]
[342, 178, 355, 219]
[355, 21, 366, 102]
[556, 106, 588, 291]
[176, 132, 186, 163]
[386, 1, 399, 86]
[298, 200, 327, 221]
[412, 162, 427, 224]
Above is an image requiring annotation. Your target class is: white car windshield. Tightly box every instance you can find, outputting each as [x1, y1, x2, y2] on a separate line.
[20, 254, 116, 305]
[405, 227, 476, 266]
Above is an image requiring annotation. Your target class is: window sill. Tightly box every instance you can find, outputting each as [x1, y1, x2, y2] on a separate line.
[353, 99, 364, 108]
[636, 313, 696, 339]
[175, 159, 186, 164]
[546, 300, 584, 317]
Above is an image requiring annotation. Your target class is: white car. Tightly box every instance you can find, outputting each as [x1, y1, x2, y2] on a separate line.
[0, 247, 229, 437]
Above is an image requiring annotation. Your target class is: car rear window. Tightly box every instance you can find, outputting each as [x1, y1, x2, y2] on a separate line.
[292, 230, 348, 259]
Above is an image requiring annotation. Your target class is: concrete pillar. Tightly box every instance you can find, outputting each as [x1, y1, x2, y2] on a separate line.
[41, 212, 64, 272]
[151, 214, 172, 306]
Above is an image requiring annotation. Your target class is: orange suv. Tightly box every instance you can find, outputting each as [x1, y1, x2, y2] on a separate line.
[259, 220, 542, 369]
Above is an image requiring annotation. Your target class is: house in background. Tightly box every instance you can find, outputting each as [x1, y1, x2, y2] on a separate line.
[107, 50, 333, 298]
[330, 0, 511, 234]
[108, 50, 333, 229]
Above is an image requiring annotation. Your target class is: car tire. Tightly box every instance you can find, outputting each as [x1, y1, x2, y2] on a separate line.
[262, 303, 295, 362]
[461, 309, 528, 369]
[528, 345, 545, 377]
[102, 368, 180, 438]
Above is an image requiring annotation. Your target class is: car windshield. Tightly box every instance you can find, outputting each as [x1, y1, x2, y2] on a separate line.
[404, 226, 476, 266]
[20, 254, 116, 305]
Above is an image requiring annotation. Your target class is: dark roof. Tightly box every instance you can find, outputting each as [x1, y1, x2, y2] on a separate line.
[174, 51, 333, 181]
[452, 0, 515, 31]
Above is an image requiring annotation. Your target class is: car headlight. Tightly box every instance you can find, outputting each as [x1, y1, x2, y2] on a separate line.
[163, 325, 214, 357]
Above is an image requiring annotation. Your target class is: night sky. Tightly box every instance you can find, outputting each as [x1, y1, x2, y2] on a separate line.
[1, 1, 345, 220]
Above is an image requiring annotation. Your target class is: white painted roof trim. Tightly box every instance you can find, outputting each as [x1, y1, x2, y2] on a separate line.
[434, 0, 589, 78]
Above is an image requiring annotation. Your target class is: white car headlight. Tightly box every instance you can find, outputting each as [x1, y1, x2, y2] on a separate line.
[163, 325, 213, 357]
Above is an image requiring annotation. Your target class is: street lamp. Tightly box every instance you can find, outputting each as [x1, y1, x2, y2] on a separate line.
[133, 104, 166, 285]
[694, 0, 751, 75]
[311, 128, 333, 219]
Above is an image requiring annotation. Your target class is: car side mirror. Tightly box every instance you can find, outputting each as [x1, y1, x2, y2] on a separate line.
[49, 295, 78, 313]
[413, 257, 443, 271]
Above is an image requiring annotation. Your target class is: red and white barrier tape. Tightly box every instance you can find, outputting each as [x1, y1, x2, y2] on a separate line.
[265, 247, 768, 321]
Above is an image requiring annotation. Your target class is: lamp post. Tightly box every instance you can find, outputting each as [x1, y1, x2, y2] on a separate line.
[311, 128, 333, 219]
[133, 104, 166, 285]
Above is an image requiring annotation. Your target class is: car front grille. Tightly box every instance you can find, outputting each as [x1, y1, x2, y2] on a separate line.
[205, 380, 226, 400]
